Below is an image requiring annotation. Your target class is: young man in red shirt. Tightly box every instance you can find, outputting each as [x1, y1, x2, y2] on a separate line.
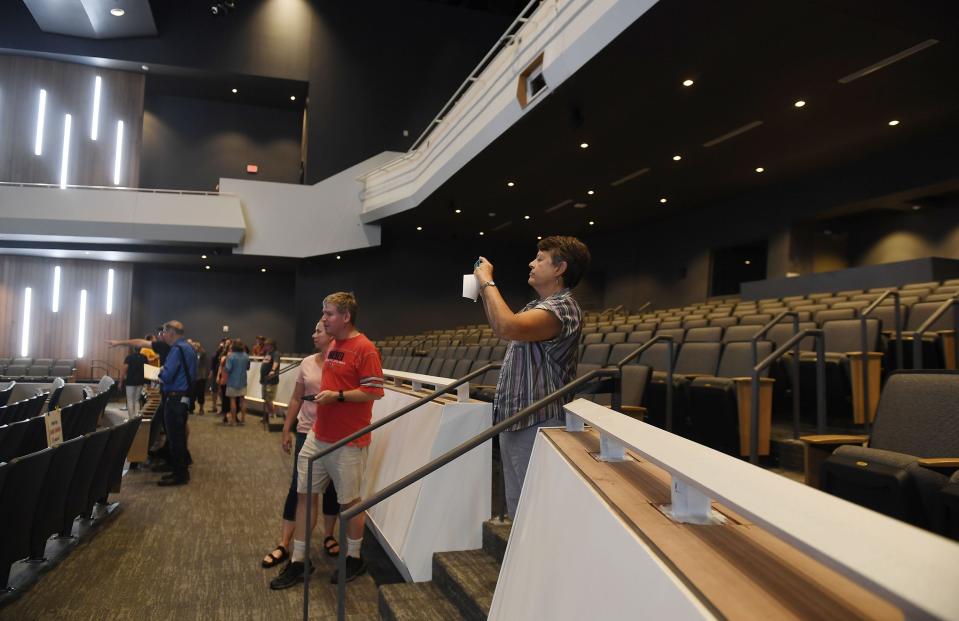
[271, 292, 384, 589]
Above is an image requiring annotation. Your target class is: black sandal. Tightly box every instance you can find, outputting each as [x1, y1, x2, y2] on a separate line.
[323, 536, 340, 557]
[261, 545, 289, 568]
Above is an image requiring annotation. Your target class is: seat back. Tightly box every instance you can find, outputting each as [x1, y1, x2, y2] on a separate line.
[685, 327, 722, 343]
[580, 344, 611, 366]
[0, 446, 55, 580]
[716, 342, 772, 378]
[709, 316, 739, 328]
[768, 321, 818, 350]
[452, 358, 472, 378]
[655, 328, 686, 344]
[722, 325, 763, 343]
[28, 435, 86, 560]
[603, 332, 626, 345]
[815, 308, 856, 326]
[907, 302, 957, 332]
[582, 333, 603, 345]
[627, 330, 652, 344]
[870, 371, 959, 457]
[621, 365, 652, 409]
[638, 343, 675, 371]
[609, 344, 639, 366]
[0, 419, 30, 463]
[822, 319, 880, 353]
[61, 427, 111, 536]
[739, 314, 772, 326]
[673, 343, 721, 376]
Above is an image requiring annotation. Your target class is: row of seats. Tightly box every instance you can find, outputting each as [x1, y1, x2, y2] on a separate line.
[0, 357, 77, 382]
[0, 385, 133, 589]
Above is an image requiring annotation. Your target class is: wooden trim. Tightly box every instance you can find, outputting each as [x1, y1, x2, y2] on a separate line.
[800, 435, 870, 445]
[800, 435, 868, 488]
[917, 457, 959, 470]
[542, 428, 902, 621]
[732, 378, 774, 456]
[516, 52, 545, 109]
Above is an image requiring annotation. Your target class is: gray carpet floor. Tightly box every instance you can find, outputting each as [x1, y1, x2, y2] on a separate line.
[0, 411, 380, 621]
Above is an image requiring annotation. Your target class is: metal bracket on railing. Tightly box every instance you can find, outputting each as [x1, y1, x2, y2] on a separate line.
[751, 311, 801, 439]
[660, 477, 726, 525]
[913, 295, 959, 370]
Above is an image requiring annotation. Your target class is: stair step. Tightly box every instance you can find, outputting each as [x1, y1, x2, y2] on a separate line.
[482, 519, 511, 564]
[378, 582, 464, 621]
[432, 550, 500, 621]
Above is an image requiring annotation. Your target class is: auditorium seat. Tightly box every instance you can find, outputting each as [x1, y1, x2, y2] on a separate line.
[439, 359, 457, 378]
[814, 308, 856, 326]
[890, 301, 957, 368]
[2, 365, 27, 380]
[739, 314, 772, 326]
[603, 332, 626, 345]
[646, 342, 723, 434]
[18, 414, 49, 458]
[582, 333, 603, 345]
[685, 327, 723, 343]
[0, 446, 55, 589]
[687, 341, 774, 455]
[581, 344, 611, 367]
[831, 300, 869, 312]
[924, 293, 957, 303]
[682, 318, 708, 329]
[659, 320, 682, 330]
[836, 289, 864, 297]
[813, 371, 959, 532]
[87, 418, 142, 517]
[490, 346, 506, 361]
[722, 325, 763, 343]
[619, 364, 652, 421]
[60, 427, 111, 537]
[709, 316, 739, 328]
[939, 471, 959, 541]
[452, 359, 472, 378]
[627, 330, 652, 344]
[902, 281, 939, 290]
[28, 435, 86, 560]
[0, 419, 29, 463]
[808, 292, 832, 301]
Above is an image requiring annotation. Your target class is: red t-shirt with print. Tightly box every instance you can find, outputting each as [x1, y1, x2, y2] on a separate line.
[312, 333, 384, 447]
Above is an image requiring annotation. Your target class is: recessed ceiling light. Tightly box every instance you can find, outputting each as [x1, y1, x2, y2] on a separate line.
[537, 236, 542, 240]
[454, 209, 462, 214]
[260, 268, 267, 273]
[336, 255, 342, 259]
[588, 221, 595, 226]
[744, 260, 751, 265]
[888, 119, 900, 126]
[110, 8, 125, 17]
[659, 197, 668, 204]
[416, 226, 422, 231]
[672, 155, 682, 161]
[524, 215, 530, 220]
[682, 79, 694, 87]
[911, 205, 921, 211]
[205, 265, 210, 270]
[506, 181, 515, 187]
[579, 142, 589, 149]
[794, 100, 806, 108]
[586, 190, 595, 195]
[231, 88, 238, 94]
[290, 96, 296, 101]
[479, 231, 485, 236]
[201, 254, 207, 259]
[755, 167, 765, 173]
[140, 65, 149, 71]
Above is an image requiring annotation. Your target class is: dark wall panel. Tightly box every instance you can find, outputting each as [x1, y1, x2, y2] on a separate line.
[140, 94, 302, 191]
[131, 266, 296, 358]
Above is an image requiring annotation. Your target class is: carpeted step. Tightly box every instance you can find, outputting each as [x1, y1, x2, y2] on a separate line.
[378, 582, 464, 621]
[482, 519, 511, 564]
[432, 550, 500, 621]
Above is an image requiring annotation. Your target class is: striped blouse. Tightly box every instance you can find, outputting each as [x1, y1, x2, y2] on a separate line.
[493, 288, 582, 431]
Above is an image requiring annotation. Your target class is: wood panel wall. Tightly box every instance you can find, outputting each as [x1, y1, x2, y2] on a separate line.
[0, 255, 133, 378]
[0, 54, 144, 187]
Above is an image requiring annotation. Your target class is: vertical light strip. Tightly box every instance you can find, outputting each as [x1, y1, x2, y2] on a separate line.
[77, 289, 88, 358]
[91, 76, 102, 140]
[113, 120, 124, 185]
[106, 268, 115, 315]
[60, 114, 72, 189]
[21, 287, 32, 358]
[35, 89, 47, 155]
[52, 265, 61, 312]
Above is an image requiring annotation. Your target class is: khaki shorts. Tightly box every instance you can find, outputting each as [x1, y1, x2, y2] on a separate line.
[262, 383, 277, 401]
[225, 386, 246, 398]
[296, 430, 367, 504]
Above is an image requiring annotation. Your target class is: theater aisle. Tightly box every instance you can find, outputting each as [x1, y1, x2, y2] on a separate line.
[0, 413, 380, 621]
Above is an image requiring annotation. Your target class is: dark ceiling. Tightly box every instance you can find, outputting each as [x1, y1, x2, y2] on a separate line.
[379, 0, 959, 244]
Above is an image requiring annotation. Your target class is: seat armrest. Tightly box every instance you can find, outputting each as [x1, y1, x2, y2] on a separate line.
[917, 457, 959, 473]
[620, 405, 647, 420]
[799, 434, 869, 446]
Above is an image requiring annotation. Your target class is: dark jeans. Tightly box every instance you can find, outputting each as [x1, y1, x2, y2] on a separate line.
[283, 431, 338, 521]
[192, 379, 206, 409]
[148, 394, 166, 451]
[219, 385, 229, 415]
[164, 396, 190, 480]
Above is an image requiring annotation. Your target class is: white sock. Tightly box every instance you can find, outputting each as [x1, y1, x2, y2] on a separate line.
[291, 539, 306, 563]
[347, 537, 362, 559]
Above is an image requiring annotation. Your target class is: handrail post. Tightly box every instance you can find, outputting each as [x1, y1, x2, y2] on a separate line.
[750, 367, 760, 465]
[665, 339, 674, 432]
[815, 334, 827, 434]
[859, 316, 871, 437]
[791, 314, 800, 440]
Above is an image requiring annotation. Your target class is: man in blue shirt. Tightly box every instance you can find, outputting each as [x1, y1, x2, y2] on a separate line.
[157, 320, 198, 486]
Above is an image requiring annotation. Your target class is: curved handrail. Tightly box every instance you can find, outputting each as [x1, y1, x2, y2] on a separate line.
[913, 295, 959, 369]
[750, 310, 801, 439]
[614, 335, 675, 431]
[750, 329, 826, 464]
[302, 361, 501, 617]
[325, 366, 619, 620]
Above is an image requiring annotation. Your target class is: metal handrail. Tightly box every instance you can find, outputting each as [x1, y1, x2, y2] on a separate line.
[302, 361, 501, 616]
[913, 295, 959, 369]
[858, 290, 902, 435]
[750, 311, 801, 439]
[327, 366, 618, 621]
[613, 335, 675, 431]
[0, 180, 232, 197]
[750, 329, 827, 464]
[636, 301, 652, 313]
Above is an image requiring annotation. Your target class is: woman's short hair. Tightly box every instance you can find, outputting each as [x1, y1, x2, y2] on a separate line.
[537, 236, 591, 288]
[231, 339, 245, 352]
[324, 291, 359, 324]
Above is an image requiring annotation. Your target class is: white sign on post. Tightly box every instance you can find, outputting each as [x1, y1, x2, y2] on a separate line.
[45, 409, 64, 447]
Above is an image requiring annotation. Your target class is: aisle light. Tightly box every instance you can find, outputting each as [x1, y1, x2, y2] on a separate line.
[21, 287, 32, 357]
[106, 268, 115, 315]
[60, 114, 72, 189]
[113, 120, 124, 185]
[35, 89, 47, 155]
[91, 76, 102, 140]
[52, 265, 61, 312]
[77, 289, 88, 358]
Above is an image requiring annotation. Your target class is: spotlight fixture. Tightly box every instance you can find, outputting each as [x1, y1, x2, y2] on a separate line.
[586, 190, 595, 195]
[479, 231, 485, 236]
[210, 1, 236, 16]
[205, 265, 211, 270]
[524, 215, 530, 220]
[755, 167, 765, 173]
[659, 197, 668, 204]
[744, 260, 751, 265]
[454, 209, 462, 214]
[794, 100, 806, 108]
[290, 96, 296, 101]
[506, 181, 515, 187]
[260, 268, 267, 273]
[579, 142, 589, 149]
[336, 255, 342, 260]
[888, 119, 900, 126]
[416, 226, 422, 231]
[588, 221, 595, 226]
[672, 155, 682, 161]
[110, 7, 125, 17]
[201, 254, 207, 259]
[231, 88, 238, 94]
[537, 236, 542, 240]
[682, 79, 694, 87]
